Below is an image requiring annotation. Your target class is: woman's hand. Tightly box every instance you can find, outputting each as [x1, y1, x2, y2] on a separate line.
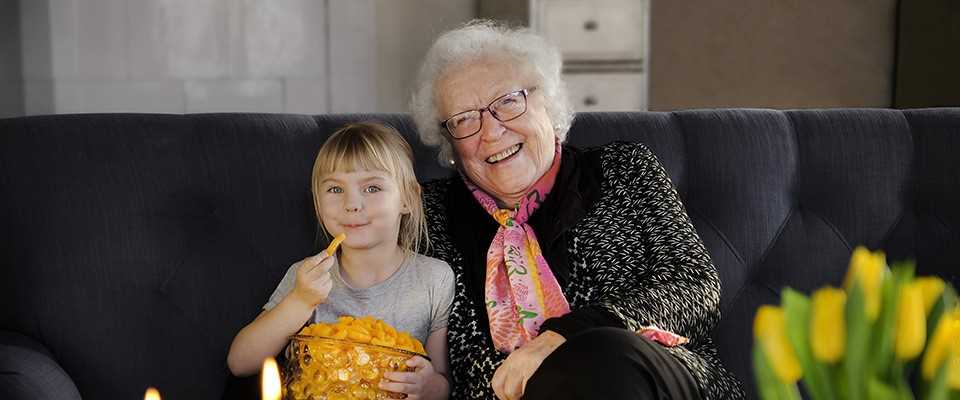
[289, 253, 334, 307]
[491, 330, 566, 400]
[380, 356, 450, 400]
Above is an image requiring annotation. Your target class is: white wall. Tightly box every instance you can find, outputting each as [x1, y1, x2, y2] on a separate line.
[374, 0, 475, 112]
[14, 0, 476, 116]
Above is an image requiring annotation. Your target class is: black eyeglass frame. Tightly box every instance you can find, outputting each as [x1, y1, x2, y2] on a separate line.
[439, 87, 536, 140]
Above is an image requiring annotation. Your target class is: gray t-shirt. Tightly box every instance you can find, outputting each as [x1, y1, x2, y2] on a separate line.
[263, 252, 454, 344]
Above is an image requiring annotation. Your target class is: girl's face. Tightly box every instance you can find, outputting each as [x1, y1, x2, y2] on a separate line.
[316, 169, 408, 253]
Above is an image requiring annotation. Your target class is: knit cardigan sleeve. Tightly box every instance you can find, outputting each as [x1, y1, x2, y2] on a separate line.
[588, 141, 721, 341]
[564, 142, 742, 399]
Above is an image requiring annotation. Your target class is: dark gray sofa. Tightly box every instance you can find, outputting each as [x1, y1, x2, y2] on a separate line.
[1, 109, 958, 399]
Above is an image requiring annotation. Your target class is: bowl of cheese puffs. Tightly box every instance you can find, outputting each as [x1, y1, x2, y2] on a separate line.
[283, 316, 427, 400]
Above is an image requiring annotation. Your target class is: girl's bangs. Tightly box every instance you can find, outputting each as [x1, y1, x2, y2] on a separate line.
[316, 134, 395, 177]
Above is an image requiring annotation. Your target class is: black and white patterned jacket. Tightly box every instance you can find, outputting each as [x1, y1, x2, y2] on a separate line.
[422, 141, 744, 399]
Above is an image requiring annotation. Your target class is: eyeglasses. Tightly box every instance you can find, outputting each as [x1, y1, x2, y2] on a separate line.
[440, 88, 535, 140]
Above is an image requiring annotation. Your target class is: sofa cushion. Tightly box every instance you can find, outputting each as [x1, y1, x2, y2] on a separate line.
[0, 331, 81, 400]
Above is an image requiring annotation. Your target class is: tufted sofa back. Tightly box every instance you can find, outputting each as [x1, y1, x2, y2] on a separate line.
[1, 109, 958, 399]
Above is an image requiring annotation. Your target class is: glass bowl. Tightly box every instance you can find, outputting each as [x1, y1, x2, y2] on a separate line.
[282, 335, 427, 400]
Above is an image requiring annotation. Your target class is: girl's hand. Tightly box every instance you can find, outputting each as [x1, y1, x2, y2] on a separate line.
[491, 330, 566, 400]
[289, 253, 335, 307]
[380, 356, 449, 400]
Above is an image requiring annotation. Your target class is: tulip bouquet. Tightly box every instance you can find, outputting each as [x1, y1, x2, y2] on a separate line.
[753, 246, 959, 400]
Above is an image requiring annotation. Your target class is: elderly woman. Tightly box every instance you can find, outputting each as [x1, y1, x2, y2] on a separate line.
[410, 21, 743, 400]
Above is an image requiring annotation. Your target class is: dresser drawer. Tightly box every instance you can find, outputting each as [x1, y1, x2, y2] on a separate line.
[536, 0, 646, 61]
[564, 73, 647, 111]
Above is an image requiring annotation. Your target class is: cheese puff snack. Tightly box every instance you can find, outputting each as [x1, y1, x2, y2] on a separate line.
[324, 233, 346, 257]
[299, 315, 426, 355]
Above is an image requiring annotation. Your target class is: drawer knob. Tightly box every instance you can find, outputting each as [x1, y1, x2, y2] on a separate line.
[583, 96, 598, 106]
[583, 20, 598, 31]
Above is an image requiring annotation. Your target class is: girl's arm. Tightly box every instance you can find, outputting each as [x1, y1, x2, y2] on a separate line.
[425, 327, 449, 379]
[226, 296, 314, 376]
[227, 253, 335, 376]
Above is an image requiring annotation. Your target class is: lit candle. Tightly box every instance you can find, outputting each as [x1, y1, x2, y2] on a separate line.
[261, 357, 281, 400]
[144, 387, 161, 400]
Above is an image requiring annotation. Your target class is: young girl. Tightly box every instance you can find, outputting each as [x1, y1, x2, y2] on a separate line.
[227, 122, 453, 400]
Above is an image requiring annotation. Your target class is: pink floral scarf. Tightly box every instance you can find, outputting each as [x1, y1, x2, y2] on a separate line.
[464, 145, 571, 353]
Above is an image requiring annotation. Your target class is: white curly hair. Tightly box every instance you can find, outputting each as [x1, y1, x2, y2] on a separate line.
[410, 20, 575, 167]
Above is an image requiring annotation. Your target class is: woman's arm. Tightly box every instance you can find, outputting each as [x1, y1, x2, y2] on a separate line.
[592, 142, 721, 339]
[539, 142, 720, 341]
[491, 329, 565, 400]
[493, 142, 723, 399]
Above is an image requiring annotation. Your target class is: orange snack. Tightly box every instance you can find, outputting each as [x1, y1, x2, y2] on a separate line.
[285, 316, 427, 399]
[325, 233, 346, 256]
[298, 316, 426, 355]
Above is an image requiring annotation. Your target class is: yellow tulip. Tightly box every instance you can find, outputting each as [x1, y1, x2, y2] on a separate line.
[810, 287, 846, 363]
[843, 246, 887, 321]
[754, 305, 803, 383]
[922, 309, 960, 380]
[894, 282, 927, 360]
[949, 347, 960, 390]
[913, 276, 946, 314]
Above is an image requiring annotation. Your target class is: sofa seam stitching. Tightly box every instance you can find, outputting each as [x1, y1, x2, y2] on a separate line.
[671, 110, 747, 267]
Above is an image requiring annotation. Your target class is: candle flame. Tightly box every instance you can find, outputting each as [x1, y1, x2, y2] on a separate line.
[261, 357, 282, 400]
[144, 387, 161, 400]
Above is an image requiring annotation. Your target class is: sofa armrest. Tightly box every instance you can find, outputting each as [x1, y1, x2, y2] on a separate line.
[0, 330, 81, 400]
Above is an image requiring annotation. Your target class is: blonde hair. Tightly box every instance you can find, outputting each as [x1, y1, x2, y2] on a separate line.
[311, 122, 429, 254]
[411, 19, 574, 166]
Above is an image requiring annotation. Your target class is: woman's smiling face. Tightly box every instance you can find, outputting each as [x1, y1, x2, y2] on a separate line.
[436, 59, 557, 207]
